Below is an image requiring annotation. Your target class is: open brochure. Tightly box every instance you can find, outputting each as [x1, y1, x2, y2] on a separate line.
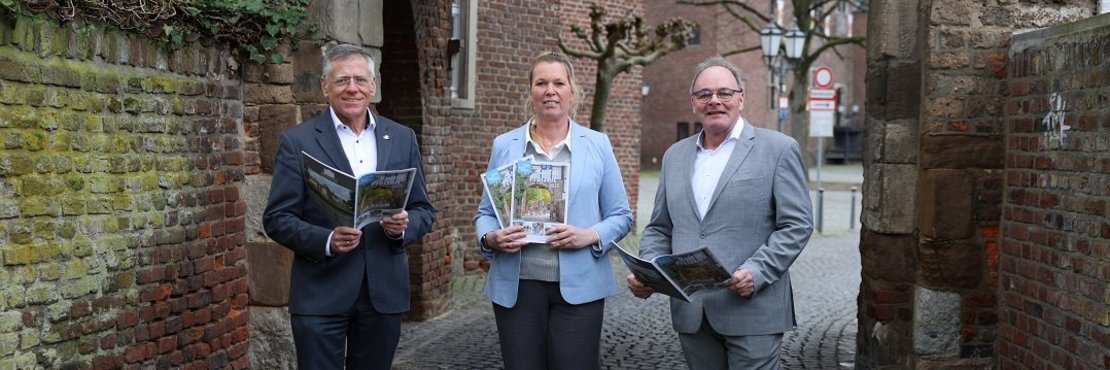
[510, 159, 569, 243]
[479, 156, 533, 229]
[614, 242, 733, 302]
[301, 151, 416, 230]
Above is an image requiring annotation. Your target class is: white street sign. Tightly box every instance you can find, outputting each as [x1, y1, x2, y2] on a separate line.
[810, 110, 834, 137]
[808, 100, 836, 111]
[809, 88, 837, 99]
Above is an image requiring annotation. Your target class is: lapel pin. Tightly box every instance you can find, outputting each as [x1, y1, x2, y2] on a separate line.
[383, 135, 390, 140]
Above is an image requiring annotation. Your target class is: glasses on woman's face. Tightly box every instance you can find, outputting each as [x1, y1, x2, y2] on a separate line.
[692, 88, 742, 104]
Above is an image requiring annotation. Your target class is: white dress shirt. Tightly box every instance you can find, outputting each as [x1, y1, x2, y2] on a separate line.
[692, 118, 744, 219]
[331, 107, 378, 176]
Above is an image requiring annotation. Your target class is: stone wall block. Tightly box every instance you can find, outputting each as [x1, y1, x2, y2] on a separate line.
[359, 0, 385, 48]
[919, 239, 982, 289]
[248, 306, 295, 369]
[919, 169, 974, 240]
[863, 163, 918, 234]
[868, 0, 921, 60]
[861, 230, 918, 283]
[243, 83, 293, 105]
[291, 40, 325, 103]
[245, 241, 292, 306]
[883, 62, 922, 120]
[920, 135, 1004, 169]
[319, 0, 384, 47]
[883, 119, 919, 164]
[913, 287, 960, 356]
[929, 0, 973, 27]
[265, 62, 295, 85]
[255, 104, 300, 174]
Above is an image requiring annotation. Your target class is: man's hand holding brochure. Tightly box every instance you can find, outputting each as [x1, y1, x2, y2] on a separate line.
[615, 242, 732, 302]
[301, 151, 416, 230]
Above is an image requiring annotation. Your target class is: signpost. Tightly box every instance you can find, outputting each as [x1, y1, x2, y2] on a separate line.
[807, 66, 836, 233]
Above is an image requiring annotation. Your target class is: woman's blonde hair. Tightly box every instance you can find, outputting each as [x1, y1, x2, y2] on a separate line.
[524, 51, 583, 119]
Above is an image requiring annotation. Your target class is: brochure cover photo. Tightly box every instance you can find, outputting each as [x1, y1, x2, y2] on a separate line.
[302, 151, 416, 230]
[479, 156, 533, 229]
[614, 242, 733, 302]
[510, 159, 569, 243]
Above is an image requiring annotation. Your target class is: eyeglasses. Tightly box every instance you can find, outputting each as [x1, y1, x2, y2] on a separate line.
[692, 88, 742, 103]
[331, 75, 373, 88]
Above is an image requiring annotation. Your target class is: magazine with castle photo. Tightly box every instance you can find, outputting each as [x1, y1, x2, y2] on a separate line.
[480, 156, 534, 229]
[614, 242, 733, 302]
[510, 159, 569, 243]
[302, 151, 416, 230]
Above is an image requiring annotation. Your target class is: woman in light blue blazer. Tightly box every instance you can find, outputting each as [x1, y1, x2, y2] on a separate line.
[474, 52, 632, 370]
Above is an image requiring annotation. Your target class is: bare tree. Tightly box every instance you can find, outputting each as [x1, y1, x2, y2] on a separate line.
[678, 0, 866, 163]
[559, 3, 696, 132]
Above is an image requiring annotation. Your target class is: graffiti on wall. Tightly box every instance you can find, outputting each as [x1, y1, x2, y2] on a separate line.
[1041, 92, 1070, 148]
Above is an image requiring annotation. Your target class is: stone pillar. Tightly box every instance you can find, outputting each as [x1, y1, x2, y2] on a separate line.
[859, 1, 1098, 368]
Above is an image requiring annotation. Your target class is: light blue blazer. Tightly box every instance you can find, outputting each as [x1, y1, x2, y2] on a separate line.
[475, 120, 633, 308]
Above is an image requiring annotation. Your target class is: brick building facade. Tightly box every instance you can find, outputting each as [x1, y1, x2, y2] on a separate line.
[641, 1, 868, 170]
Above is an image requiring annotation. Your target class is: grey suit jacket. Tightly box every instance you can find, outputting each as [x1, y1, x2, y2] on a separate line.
[639, 119, 813, 336]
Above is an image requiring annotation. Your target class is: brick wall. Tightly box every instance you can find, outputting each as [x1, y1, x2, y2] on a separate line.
[0, 14, 248, 370]
[859, 1, 1100, 368]
[1000, 14, 1109, 370]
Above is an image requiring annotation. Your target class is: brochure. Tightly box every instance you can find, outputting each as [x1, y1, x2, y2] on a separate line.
[614, 242, 733, 302]
[479, 156, 533, 229]
[301, 151, 416, 230]
[510, 159, 569, 243]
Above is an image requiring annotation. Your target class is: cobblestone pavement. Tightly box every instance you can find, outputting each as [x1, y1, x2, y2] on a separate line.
[393, 166, 862, 369]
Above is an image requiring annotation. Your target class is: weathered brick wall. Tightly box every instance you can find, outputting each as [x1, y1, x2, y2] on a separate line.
[860, 1, 1099, 368]
[388, 0, 455, 321]
[1001, 14, 1109, 370]
[0, 14, 248, 370]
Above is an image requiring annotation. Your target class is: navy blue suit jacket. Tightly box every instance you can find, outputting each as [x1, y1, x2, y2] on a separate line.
[263, 110, 435, 315]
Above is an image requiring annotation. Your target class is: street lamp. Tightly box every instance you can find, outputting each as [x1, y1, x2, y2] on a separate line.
[760, 17, 805, 132]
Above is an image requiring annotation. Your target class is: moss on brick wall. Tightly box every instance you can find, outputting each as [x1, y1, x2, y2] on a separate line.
[0, 13, 248, 369]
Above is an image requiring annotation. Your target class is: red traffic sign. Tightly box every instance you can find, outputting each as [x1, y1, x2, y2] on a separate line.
[814, 67, 834, 88]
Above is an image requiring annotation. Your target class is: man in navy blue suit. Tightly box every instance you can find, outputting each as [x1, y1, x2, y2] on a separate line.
[263, 44, 435, 370]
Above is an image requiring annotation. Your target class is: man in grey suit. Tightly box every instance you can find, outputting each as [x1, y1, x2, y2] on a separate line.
[628, 56, 813, 369]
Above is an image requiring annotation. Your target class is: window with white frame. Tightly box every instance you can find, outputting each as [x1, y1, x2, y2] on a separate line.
[449, 0, 477, 108]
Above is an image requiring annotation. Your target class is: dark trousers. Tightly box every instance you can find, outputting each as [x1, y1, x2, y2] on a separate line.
[493, 280, 605, 370]
[290, 279, 402, 370]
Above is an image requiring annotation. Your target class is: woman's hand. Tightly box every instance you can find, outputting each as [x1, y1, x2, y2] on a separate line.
[484, 225, 527, 253]
[544, 224, 599, 250]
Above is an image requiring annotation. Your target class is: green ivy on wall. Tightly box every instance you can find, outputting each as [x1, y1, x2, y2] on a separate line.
[0, 0, 314, 63]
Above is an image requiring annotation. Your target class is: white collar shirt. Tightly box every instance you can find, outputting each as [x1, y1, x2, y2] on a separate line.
[330, 107, 378, 176]
[692, 117, 745, 219]
[525, 119, 572, 160]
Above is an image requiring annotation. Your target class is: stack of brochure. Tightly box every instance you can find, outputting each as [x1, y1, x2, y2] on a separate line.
[480, 156, 569, 244]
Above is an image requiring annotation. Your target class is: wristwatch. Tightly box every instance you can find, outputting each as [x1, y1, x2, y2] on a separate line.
[479, 232, 492, 251]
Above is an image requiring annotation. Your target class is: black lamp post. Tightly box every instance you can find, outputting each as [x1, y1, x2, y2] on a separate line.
[760, 3, 806, 132]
